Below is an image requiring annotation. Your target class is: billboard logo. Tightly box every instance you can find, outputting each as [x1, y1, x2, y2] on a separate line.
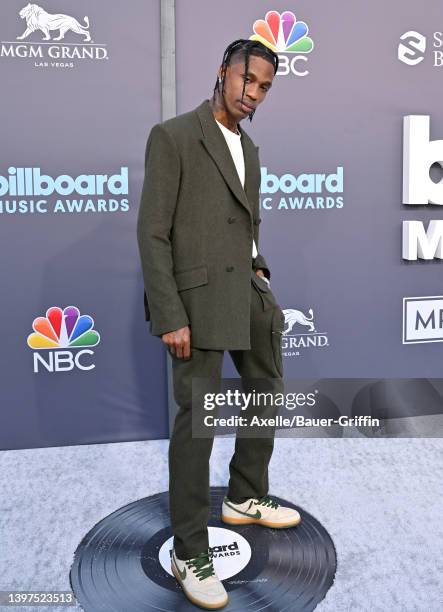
[27, 305, 100, 373]
[260, 166, 344, 211]
[403, 116, 443, 205]
[398, 31, 426, 66]
[402, 115, 443, 260]
[0, 167, 128, 197]
[0, 166, 130, 215]
[250, 10, 314, 77]
[403, 296, 443, 343]
[17, 3, 91, 42]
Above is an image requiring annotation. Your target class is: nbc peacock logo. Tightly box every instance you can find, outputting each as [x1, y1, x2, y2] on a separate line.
[27, 305, 100, 373]
[250, 10, 314, 77]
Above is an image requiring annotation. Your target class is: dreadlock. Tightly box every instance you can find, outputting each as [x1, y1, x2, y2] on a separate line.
[212, 39, 279, 122]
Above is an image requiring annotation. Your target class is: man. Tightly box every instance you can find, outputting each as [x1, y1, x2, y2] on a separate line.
[137, 39, 301, 610]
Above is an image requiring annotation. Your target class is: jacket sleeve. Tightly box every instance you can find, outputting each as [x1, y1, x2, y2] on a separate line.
[137, 123, 190, 336]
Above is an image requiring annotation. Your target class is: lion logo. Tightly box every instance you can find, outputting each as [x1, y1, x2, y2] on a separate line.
[17, 3, 91, 42]
[282, 308, 315, 334]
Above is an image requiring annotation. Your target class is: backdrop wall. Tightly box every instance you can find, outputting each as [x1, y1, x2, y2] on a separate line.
[2, 0, 442, 449]
[1, 0, 168, 449]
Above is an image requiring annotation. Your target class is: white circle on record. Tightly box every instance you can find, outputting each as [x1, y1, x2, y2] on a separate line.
[158, 526, 251, 580]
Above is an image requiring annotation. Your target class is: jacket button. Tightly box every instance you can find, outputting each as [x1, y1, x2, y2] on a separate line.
[227, 216, 236, 223]
[226, 265, 234, 272]
[253, 218, 262, 225]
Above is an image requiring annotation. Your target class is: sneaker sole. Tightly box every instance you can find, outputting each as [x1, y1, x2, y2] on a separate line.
[171, 561, 229, 610]
[221, 513, 301, 528]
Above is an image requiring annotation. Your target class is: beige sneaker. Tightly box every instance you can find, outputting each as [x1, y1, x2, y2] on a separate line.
[221, 494, 301, 528]
[171, 548, 229, 609]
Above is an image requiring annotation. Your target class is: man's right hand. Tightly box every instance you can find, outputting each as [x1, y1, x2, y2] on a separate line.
[161, 326, 191, 359]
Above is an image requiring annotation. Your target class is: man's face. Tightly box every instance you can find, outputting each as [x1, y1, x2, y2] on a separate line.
[218, 54, 274, 121]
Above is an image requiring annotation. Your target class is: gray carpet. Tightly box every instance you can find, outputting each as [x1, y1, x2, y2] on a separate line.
[1, 437, 442, 611]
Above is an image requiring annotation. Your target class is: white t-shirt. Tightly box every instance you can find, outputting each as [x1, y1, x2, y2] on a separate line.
[215, 119, 258, 259]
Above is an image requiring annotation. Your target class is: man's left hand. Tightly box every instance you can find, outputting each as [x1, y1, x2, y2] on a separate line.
[255, 269, 271, 286]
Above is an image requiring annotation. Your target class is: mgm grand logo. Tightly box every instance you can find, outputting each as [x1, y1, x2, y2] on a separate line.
[282, 307, 329, 357]
[0, 4, 108, 67]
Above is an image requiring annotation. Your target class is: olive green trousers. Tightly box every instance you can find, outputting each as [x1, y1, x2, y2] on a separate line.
[169, 268, 285, 559]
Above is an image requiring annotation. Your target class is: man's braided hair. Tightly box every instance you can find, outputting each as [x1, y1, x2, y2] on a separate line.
[212, 39, 279, 122]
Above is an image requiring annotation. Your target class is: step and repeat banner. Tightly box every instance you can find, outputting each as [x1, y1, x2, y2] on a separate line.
[174, 1, 443, 380]
[2, 1, 443, 449]
[0, 1, 168, 450]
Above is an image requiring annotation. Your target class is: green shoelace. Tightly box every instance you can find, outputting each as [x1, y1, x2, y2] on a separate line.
[186, 550, 215, 581]
[255, 495, 279, 509]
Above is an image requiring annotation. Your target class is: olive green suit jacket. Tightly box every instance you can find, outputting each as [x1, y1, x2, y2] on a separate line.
[137, 98, 272, 350]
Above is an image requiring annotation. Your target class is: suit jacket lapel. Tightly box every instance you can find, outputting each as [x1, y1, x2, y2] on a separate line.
[196, 99, 258, 219]
[240, 127, 260, 212]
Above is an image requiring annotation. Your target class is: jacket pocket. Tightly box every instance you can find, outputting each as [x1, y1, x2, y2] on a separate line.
[174, 264, 208, 291]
